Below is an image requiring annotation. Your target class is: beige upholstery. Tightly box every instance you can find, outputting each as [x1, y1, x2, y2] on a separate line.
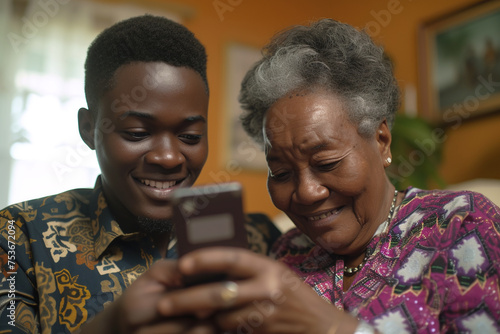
[446, 178, 500, 206]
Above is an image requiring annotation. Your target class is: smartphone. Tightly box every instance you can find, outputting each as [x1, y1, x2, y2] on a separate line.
[171, 182, 248, 285]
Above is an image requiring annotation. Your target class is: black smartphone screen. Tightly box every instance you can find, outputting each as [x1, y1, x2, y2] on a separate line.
[171, 182, 248, 285]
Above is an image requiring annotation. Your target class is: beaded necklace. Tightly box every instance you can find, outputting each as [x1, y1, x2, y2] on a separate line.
[344, 189, 398, 276]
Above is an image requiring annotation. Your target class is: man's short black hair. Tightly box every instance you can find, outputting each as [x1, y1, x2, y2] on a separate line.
[84, 14, 208, 112]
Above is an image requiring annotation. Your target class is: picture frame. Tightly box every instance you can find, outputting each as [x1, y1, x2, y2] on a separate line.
[418, 0, 500, 125]
[225, 43, 268, 171]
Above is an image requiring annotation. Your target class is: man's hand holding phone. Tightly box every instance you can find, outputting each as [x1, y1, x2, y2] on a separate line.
[171, 182, 249, 286]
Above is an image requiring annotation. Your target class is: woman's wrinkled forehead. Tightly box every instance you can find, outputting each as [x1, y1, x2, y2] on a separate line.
[264, 90, 356, 153]
[262, 88, 352, 146]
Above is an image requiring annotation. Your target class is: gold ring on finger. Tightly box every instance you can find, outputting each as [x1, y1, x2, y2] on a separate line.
[219, 281, 239, 308]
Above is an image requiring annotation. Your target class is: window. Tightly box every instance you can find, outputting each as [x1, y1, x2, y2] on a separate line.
[0, 0, 181, 207]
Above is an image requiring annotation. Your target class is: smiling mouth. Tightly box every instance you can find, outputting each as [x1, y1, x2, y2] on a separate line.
[307, 207, 344, 221]
[139, 178, 179, 190]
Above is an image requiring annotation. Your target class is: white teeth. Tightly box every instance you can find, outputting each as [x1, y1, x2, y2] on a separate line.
[308, 209, 339, 221]
[140, 179, 176, 189]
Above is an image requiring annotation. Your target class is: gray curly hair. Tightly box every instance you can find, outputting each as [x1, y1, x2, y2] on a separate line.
[239, 18, 400, 147]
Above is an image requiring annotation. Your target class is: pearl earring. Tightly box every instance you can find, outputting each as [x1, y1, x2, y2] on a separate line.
[386, 157, 392, 165]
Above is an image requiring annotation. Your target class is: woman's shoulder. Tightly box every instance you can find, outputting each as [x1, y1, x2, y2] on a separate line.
[403, 186, 500, 217]
[393, 186, 500, 240]
[269, 228, 316, 260]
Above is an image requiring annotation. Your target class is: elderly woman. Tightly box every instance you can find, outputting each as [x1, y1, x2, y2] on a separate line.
[234, 18, 500, 332]
[90, 19, 500, 334]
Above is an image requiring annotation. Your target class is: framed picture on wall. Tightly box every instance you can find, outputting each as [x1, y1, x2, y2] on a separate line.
[418, 0, 500, 125]
[225, 43, 267, 171]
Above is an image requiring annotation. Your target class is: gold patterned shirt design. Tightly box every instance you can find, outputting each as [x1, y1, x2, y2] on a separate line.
[0, 177, 280, 333]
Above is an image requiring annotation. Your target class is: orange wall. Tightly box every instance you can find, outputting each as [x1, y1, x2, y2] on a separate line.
[172, 0, 336, 219]
[105, 0, 500, 219]
[320, 0, 500, 187]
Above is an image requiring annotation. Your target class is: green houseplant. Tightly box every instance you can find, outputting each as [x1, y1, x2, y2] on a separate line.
[387, 114, 446, 190]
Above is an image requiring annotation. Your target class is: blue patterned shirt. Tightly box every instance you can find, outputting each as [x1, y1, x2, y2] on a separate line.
[0, 177, 280, 333]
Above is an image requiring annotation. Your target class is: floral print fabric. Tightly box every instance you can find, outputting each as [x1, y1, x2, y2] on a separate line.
[271, 188, 500, 333]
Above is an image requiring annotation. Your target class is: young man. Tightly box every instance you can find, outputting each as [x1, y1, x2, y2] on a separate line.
[0, 15, 280, 333]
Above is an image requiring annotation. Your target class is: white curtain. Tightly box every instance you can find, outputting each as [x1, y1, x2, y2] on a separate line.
[0, 0, 20, 207]
[0, 0, 181, 207]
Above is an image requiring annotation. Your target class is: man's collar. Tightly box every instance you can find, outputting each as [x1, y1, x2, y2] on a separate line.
[90, 176, 143, 258]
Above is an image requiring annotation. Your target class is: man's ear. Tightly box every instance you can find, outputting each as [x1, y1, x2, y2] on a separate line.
[78, 108, 96, 150]
[376, 119, 392, 167]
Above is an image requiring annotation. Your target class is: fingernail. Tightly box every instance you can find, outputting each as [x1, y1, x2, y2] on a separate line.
[158, 298, 172, 315]
[180, 256, 194, 273]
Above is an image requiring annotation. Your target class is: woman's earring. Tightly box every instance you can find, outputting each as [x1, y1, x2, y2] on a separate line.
[386, 157, 392, 166]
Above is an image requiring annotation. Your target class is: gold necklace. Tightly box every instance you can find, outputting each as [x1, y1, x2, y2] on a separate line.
[344, 189, 398, 276]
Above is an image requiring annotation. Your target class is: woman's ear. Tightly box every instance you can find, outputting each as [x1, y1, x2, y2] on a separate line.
[78, 108, 96, 150]
[376, 119, 392, 167]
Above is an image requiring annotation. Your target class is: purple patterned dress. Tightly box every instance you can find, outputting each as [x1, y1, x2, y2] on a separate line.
[271, 188, 500, 333]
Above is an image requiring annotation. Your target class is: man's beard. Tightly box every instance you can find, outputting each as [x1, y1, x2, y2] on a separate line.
[136, 217, 174, 234]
